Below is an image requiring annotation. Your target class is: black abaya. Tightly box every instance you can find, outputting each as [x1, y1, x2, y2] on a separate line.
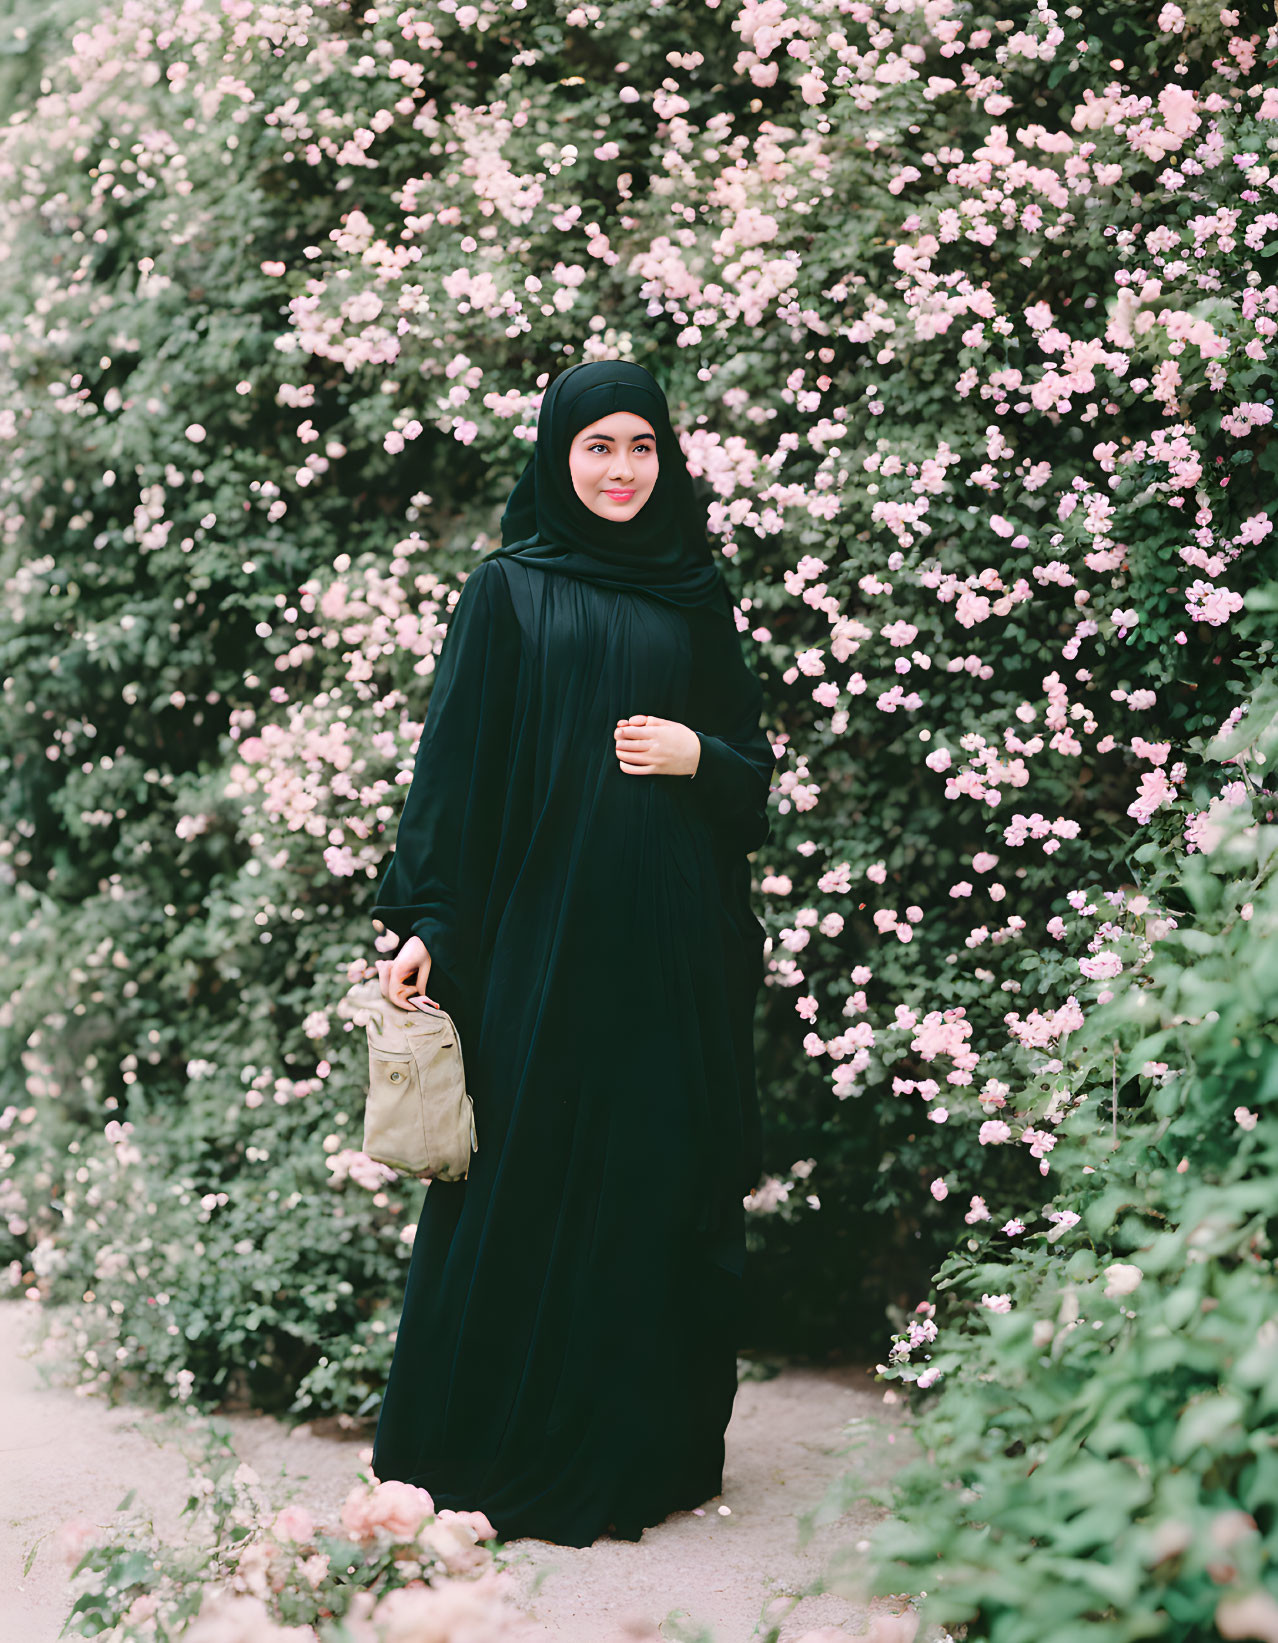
[368, 550, 777, 1546]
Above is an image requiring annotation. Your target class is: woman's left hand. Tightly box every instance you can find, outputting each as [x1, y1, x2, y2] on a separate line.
[614, 714, 701, 777]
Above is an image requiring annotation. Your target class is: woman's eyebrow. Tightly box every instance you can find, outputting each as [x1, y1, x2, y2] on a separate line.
[579, 432, 654, 442]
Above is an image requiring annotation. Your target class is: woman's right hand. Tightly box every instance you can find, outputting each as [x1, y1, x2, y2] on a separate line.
[377, 934, 432, 1008]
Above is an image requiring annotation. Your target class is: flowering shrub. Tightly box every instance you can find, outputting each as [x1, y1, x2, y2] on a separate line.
[56, 1414, 525, 1640]
[867, 805, 1278, 1640]
[0, 0, 1275, 1627]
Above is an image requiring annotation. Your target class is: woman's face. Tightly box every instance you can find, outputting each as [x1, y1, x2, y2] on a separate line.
[567, 413, 658, 521]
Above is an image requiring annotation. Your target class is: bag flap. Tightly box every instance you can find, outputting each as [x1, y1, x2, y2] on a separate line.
[340, 977, 458, 1043]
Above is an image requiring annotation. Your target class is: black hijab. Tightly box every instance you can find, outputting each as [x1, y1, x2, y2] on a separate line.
[486, 360, 734, 622]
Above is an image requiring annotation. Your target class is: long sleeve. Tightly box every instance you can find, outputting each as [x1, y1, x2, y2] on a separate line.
[371, 557, 521, 1006]
[685, 606, 778, 857]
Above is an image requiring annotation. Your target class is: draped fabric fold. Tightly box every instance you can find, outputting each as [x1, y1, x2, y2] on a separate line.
[370, 562, 522, 1017]
[369, 361, 778, 1547]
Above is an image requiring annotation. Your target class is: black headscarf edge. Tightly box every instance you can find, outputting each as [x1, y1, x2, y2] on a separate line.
[487, 360, 736, 622]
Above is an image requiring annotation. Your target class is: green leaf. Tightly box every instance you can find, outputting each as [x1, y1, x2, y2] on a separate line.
[1204, 673, 1278, 764]
[1171, 1393, 1245, 1460]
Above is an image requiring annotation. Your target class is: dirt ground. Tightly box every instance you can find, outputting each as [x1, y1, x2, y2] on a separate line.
[2, 1298, 914, 1642]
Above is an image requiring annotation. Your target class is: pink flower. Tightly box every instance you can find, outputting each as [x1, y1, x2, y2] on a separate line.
[342, 1479, 435, 1543]
[449, 1508, 497, 1541]
[271, 1504, 316, 1543]
[1216, 1594, 1278, 1643]
[1022, 1127, 1057, 1161]
[370, 1580, 517, 1634]
[981, 1293, 1012, 1313]
[417, 1513, 493, 1574]
[324, 844, 359, 878]
[1235, 1107, 1258, 1131]
[955, 590, 992, 628]
[979, 1120, 1012, 1146]
[299, 1553, 330, 1588]
[54, 1518, 99, 1569]
[1185, 579, 1244, 626]
[930, 1178, 949, 1201]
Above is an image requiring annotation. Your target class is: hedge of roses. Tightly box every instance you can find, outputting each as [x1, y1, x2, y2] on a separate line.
[54, 1408, 527, 1640]
[1, 0, 1275, 1632]
[867, 796, 1278, 1641]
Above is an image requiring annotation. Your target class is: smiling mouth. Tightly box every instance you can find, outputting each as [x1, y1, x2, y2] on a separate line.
[604, 490, 635, 500]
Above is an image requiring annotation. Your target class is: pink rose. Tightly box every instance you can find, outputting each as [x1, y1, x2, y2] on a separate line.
[418, 1515, 493, 1574]
[271, 1504, 316, 1544]
[450, 1507, 497, 1542]
[371, 1577, 520, 1638]
[299, 1553, 330, 1588]
[341, 1479, 435, 1543]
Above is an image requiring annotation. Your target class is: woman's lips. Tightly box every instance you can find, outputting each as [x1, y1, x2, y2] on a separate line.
[604, 489, 634, 500]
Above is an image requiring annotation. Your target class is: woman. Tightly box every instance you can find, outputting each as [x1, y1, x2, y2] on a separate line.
[369, 358, 778, 1547]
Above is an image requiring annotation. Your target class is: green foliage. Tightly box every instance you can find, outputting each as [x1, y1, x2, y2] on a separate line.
[870, 808, 1278, 1641]
[0, 1, 1276, 1632]
[55, 1413, 518, 1638]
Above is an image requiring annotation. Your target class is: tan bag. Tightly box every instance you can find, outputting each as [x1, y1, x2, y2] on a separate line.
[342, 978, 477, 1182]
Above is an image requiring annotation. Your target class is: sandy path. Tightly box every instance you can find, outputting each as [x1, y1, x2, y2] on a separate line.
[2, 1299, 911, 1642]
